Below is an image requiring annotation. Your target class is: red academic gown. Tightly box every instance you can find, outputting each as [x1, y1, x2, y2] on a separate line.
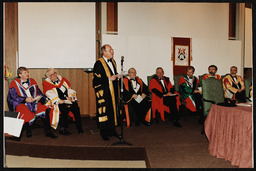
[149, 76, 180, 121]
[123, 76, 151, 127]
[43, 76, 75, 129]
[8, 78, 48, 125]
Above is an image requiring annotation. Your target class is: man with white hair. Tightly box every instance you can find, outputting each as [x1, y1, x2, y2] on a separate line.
[43, 68, 83, 135]
[123, 67, 151, 127]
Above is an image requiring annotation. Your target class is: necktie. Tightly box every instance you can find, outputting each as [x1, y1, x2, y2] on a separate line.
[53, 79, 59, 84]
[22, 80, 28, 85]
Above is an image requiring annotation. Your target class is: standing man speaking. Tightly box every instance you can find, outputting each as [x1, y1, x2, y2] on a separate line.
[93, 44, 121, 141]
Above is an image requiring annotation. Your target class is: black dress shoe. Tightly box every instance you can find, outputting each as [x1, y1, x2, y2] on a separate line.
[46, 131, 58, 138]
[77, 128, 84, 134]
[101, 134, 109, 141]
[112, 132, 122, 140]
[59, 129, 72, 135]
[144, 122, 151, 126]
[173, 120, 182, 127]
[26, 130, 32, 137]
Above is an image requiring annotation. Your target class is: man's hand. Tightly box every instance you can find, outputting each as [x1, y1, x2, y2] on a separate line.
[132, 94, 138, 99]
[164, 92, 173, 97]
[194, 90, 202, 94]
[141, 93, 146, 99]
[237, 89, 243, 93]
[26, 97, 35, 103]
[67, 97, 73, 102]
[117, 75, 122, 79]
[58, 100, 65, 104]
[109, 75, 117, 81]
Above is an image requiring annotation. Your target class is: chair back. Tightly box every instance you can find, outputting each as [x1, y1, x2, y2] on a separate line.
[244, 77, 252, 102]
[147, 74, 156, 87]
[8, 77, 18, 87]
[174, 74, 186, 92]
[198, 73, 207, 86]
[42, 77, 47, 82]
[202, 77, 225, 116]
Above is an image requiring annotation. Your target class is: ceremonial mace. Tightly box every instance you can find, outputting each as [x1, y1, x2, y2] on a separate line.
[112, 56, 133, 146]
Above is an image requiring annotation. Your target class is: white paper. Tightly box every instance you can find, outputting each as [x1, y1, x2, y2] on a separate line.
[198, 87, 202, 91]
[34, 95, 42, 101]
[4, 116, 24, 137]
[64, 100, 72, 104]
[167, 94, 178, 96]
[135, 95, 143, 103]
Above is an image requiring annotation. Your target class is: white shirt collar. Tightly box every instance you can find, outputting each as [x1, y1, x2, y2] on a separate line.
[103, 56, 111, 63]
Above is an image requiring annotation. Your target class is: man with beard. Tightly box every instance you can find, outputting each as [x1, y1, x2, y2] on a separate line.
[223, 66, 246, 103]
[202, 65, 222, 80]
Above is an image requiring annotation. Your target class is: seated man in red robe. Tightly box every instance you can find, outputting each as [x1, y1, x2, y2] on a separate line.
[43, 68, 83, 135]
[123, 67, 151, 127]
[149, 67, 182, 127]
[202, 65, 221, 80]
[7, 67, 57, 138]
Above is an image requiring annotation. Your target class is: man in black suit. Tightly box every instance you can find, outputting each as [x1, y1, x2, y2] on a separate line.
[93, 44, 121, 141]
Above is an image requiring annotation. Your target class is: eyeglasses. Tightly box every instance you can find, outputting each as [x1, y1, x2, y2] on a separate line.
[49, 72, 57, 77]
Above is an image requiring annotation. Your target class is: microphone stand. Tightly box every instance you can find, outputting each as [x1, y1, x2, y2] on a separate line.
[112, 56, 132, 146]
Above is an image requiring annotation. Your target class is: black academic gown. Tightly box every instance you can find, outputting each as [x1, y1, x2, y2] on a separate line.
[93, 57, 120, 130]
[123, 76, 151, 125]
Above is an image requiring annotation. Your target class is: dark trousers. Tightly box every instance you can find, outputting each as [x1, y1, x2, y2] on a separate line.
[193, 93, 203, 117]
[163, 96, 179, 120]
[235, 90, 246, 102]
[58, 102, 82, 129]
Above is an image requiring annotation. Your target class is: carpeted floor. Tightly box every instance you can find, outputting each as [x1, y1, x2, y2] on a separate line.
[5, 114, 238, 168]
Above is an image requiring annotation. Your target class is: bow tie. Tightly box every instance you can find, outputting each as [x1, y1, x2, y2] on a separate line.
[159, 78, 163, 80]
[233, 76, 237, 79]
[131, 78, 136, 81]
[22, 80, 29, 85]
[107, 59, 111, 62]
[53, 79, 59, 84]
[189, 77, 193, 79]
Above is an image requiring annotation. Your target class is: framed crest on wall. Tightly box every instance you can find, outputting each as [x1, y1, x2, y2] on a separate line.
[171, 37, 192, 76]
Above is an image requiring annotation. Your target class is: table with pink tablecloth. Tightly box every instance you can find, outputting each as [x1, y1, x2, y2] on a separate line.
[204, 104, 253, 168]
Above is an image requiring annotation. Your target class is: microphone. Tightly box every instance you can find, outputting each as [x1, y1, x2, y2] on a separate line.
[121, 56, 124, 66]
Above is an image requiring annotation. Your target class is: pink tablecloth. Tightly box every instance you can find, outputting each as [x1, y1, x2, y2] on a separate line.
[204, 104, 253, 168]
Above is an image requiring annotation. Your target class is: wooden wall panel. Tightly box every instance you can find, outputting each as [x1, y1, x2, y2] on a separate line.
[4, 2, 18, 111]
[107, 2, 118, 32]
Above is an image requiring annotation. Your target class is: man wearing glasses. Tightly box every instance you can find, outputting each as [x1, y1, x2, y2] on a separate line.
[43, 68, 83, 135]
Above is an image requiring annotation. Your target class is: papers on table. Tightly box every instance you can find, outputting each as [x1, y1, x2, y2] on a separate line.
[236, 102, 252, 107]
[135, 95, 143, 103]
